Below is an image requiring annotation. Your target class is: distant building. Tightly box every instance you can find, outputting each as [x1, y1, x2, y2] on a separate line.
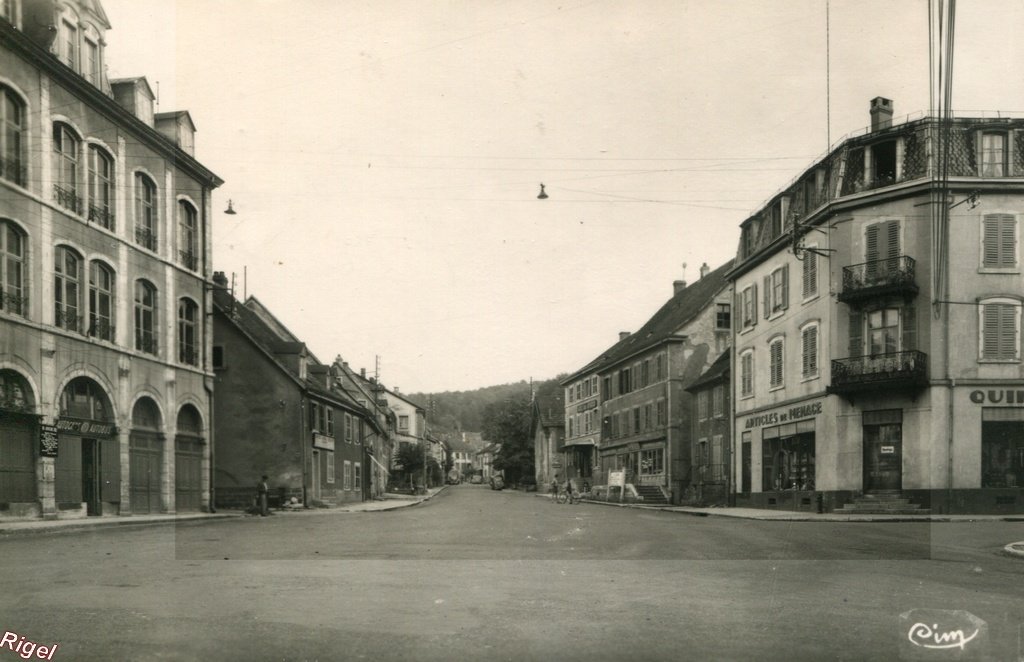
[531, 395, 564, 487]
[684, 351, 731, 506]
[0, 0, 222, 519]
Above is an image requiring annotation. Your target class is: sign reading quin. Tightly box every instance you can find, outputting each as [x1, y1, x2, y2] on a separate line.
[39, 425, 58, 458]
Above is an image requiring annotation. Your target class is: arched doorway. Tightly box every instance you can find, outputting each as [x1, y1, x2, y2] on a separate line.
[56, 377, 118, 516]
[175, 405, 204, 511]
[0, 370, 37, 506]
[130, 397, 163, 514]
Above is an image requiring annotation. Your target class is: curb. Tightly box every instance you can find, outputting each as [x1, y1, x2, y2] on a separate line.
[0, 513, 239, 538]
[1003, 542, 1024, 558]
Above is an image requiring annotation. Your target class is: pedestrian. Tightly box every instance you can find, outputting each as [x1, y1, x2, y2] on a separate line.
[257, 475, 269, 516]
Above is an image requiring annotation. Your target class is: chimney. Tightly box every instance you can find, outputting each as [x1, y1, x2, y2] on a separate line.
[870, 97, 893, 132]
[212, 271, 228, 288]
[619, 331, 630, 341]
[673, 280, 686, 295]
[699, 262, 710, 279]
[394, 387, 400, 394]
[361, 368, 366, 378]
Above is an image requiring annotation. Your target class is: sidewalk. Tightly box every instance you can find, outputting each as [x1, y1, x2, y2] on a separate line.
[537, 493, 1024, 522]
[0, 487, 448, 537]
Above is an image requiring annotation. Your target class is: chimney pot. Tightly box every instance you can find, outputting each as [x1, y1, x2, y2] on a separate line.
[673, 280, 687, 295]
[870, 96, 893, 131]
[699, 262, 710, 279]
[361, 368, 366, 378]
[213, 271, 228, 287]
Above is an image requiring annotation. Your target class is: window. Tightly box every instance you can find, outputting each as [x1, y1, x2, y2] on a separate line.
[762, 422, 816, 491]
[981, 408, 1024, 488]
[354, 462, 362, 490]
[177, 298, 198, 365]
[866, 220, 900, 266]
[716, 303, 731, 330]
[575, 383, 581, 400]
[343, 460, 352, 490]
[84, 37, 100, 84]
[326, 453, 335, 484]
[1, 86, 25, 186]
[640, 448, 664, 475]
[764, 265, 789, 316]
[53, 123, 81, 213]
[982, 214, 1018, 270]
[769, 337, 784, 389]
[325, 408, 334, 436]
[59, 18, 78, 69]
[310, 402, 320, 431]
[86, 146, 114, 229]
[739, 284, 758, 330]
[656, 400, 666, 426]
[801, 324, 819, 378]
[869, 140, 897, 186]
[54, 246, 82, 332]
[591, 376, 598, 395]
[176, 201, 199, 270]
[212, 345, 225, 370]
[980, 132, 1008, 177]
[697, 391, 708, 421]
[740, 350, 753, 397]
[619, 367, 632, 394]
[643, 404, 652, 430]
[602, 376, 610, 401]
[641, 360, 650, 388]
[632, 407, 640, 434]
[868, 308, 900, 355]
[802, 249, 818, 299]
[88, 261, 114, 341]
[655, 353, 665, 380]
[399, 415, 409, 431]
[979, 298, 1021, 361]
[134, 280, 157, 354]
[712, 386, 724, 418]
[345, 413, 353, 442]
[0, 220, 25, 316]
[134, 173, 158, 251]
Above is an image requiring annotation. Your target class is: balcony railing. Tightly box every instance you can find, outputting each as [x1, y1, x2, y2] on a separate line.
[838, 255, 919, 304]
[0, 155, 26, 187]
[1, 291, 27, 316]
[178, 250, 199, 271]
[88, 204, 115, 230]
[135, 226, 158, 252]
[54, 185, 84, 215]
[88, 318, 115, 342]
[828, 350, 928, 395]
[179, 345, 199, 366]
[54, 308, 82, 333]
[135, 332, 158, 355]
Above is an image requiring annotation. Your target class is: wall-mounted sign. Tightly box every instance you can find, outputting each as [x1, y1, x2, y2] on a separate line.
[576, 399, 598, 413]
[56, 418, 117, 437]
[39, 424, 58, 458]
[312, 433, 335, 451]
[969, 389, 1024, 405]
[880, 445, 895, 455]
[744, 401, 822, 430]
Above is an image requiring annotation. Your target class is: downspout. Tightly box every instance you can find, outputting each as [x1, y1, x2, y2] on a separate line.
[300, 395, 308, 507]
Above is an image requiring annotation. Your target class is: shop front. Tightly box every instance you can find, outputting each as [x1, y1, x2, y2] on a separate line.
[0, 370, 38, 516]
[55, 378, 120, 517]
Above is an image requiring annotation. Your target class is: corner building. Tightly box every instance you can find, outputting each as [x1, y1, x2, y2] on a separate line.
[730, 98, 1024, 514]
[0, 1, 222, 519]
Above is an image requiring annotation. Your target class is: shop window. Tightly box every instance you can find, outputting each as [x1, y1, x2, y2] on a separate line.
[640, 448, 664, 475]
[981, 408, 1024, 488]
[326, 453, 335, 484]
[762, 421, 815, 491]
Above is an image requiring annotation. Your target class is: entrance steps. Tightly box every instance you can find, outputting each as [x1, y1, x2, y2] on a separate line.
[635, 485, 670, 505]
[838, 492, 930, 515]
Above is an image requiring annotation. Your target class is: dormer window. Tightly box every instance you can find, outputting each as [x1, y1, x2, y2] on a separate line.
[868, 140, 897, 188]
[84, 37, 100, 84]
[980, 132, 1008, 177]
[59, 18, 78, 70]
[0, 0, 19, 26]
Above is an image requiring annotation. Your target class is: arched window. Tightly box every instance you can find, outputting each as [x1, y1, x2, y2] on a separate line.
[0, 220, 25, 316]
[0, 85, 25, 186]
[177, 201, 198, 270]
[88, 260, 114, 342]
[54, 245, 82, 332]
[0, 369, 32, 412]
[87, 145, 114, 229]
[177, 298, 198, 366]
[53, 123, 81, 213]
[134, 173, 157, 251]
[134, 280, 157, 354]
[60, 377, 111, 421]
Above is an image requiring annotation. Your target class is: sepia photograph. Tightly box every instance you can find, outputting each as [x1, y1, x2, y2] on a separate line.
[1, 0, 1023, 659]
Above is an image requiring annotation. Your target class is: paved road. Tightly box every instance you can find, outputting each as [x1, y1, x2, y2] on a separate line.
[1, 486, 1022, 661]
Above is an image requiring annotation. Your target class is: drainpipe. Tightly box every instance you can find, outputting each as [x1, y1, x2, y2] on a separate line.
[300, 396, 308, 507]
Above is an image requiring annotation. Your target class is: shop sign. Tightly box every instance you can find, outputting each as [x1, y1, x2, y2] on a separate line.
[39, 425, 59, 458]
[880, 445, 895, 455]
[744, 401, 822, 430]
[608, 470, 625, 487]
[576, 399, 598, 413]
[969, 389, 1024, 405]
[312, 433, 335, 451]
[55, 418, 116, 437]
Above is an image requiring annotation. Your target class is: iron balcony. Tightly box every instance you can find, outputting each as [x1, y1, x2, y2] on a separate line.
[828, 350, 928, 395]
[838, 255, 919, 304]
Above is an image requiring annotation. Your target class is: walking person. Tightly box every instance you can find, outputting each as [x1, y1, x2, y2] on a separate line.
[257, 475, 270, 516]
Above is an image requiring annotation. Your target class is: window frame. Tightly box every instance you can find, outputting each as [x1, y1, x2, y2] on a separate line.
[54, 245, 82, 332]
[0, 85, 26, 187]
[177, 297, 199, 365]
[0, 219, 26, 316]
[133, 172, 158, 252]
[53, 122, 81, 214]
[978, 297, 1022, 363]
[177, 200, 199, 270]
[88, 260, 114, 342]
[979, 130, 1010, 178]
[86, 144, 114, 229]
[133, 279, 158, 355]
[768, 336, 785, 390]
[979, 213, 1019, 273]
[800, 321, 820, 380]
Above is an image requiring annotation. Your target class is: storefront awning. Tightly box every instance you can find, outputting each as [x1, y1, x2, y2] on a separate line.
[561, 439, 596, 449]
[367, 452, 390, 476]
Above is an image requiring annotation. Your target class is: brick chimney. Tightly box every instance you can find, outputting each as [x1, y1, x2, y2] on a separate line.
[699, 262, 710, 279]
[212, 271, 228, 288]
[870, 97, 893, 131]
[673, 280, 687, 295]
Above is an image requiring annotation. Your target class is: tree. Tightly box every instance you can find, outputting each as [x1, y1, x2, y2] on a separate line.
[482, 394, 533, 486]
[394, 442, 425, 488]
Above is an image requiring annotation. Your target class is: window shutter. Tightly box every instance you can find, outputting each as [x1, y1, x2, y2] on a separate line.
[734, 292, 742, 331]
[902, 304, 916, 352]
[763, 276, 770, 318]
[886, 220, 900, 259]
[866, 224, 879, 263]
[1001, 216, 1017, 267]
[802, 326, 817, 376]
[803, 250, 817, 298]
[982, 214, 1017, 268]
[751, 283, 758, 324]
[781, 264, 789, 310]
[848, 310, 863, 358]
[983, 304, 1001, 359]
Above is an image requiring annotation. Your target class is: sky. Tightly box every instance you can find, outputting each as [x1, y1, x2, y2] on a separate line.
[100, 0, 1024, 393]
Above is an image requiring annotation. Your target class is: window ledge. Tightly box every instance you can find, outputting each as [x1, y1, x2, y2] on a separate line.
[800, 374, 820, 383]
[768, 384, 785, 393]
[767, 310, 786, 322]
[977, 358, 1021, 364]
[978, 268, 1020, 275]
[802, 293, 820, 305]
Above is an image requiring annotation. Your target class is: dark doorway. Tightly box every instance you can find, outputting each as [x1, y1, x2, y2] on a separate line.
[81, 438, 101, 515]
[741, 439, 751, 493]
[863, 410, 903, 492]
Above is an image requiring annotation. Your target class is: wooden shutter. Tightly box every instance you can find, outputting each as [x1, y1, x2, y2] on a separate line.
[983, 214, 1017, 268]
[803, 250, 817, 298]
[751, 283, 758, 325]
[866, 224, 879, 262]
[902, 304, 917, 352]
[802, 326, 818, 376]
[763, 276, 771, 318]
[781, 264, 789, 310]
[983, 303, 1017, 360]
[886, 220, 900, 259]
[734, 292, 742, 331]
[848, 310, 863, 357]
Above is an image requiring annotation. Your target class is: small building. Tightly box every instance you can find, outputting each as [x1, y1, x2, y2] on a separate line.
[684, 351, 731, 506]
[531, 395, 564, 487]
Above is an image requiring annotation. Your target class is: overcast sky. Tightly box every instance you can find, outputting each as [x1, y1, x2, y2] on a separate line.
[101, 0, 1024, 393]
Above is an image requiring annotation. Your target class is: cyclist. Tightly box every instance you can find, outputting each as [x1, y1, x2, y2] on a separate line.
[564, 478, 574, 503]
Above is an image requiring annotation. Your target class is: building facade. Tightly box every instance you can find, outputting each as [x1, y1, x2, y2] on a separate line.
[684, 351, 731, 506]
[0, 0, 222, 519]
[559, 369, 601, 486]
[531, 394, 564, 488]
[730, 97, 1024, 513]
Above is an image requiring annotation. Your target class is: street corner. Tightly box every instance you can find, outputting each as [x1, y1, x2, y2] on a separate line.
[1002, 541, 1024, 558]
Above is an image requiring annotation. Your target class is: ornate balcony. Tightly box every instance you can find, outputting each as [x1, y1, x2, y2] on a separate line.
[54, 185, 84, 215]
[838, 256, 919, 304]
[88, 204, 115, 230]
[88, 318, 115, 342]
[1, 291, 27, 316]
[135, 332, 158, 355]
[828, 350, 928, 395]
[54, 308, 82, 333]
[135, 226, 158, 251]
[179, 250, 199, 271]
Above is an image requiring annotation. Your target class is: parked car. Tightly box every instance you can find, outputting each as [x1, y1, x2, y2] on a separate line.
[469, 474, 483, 484]
[489, 475, 504, 490]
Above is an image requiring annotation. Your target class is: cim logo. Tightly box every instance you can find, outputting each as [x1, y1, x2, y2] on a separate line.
[899, 609, 987, 660]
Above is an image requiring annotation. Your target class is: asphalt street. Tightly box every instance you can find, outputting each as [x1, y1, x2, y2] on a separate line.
[1, 485, 1022, 661]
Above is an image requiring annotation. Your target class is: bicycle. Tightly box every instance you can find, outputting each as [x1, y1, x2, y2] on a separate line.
[556, 487, 582, 505]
